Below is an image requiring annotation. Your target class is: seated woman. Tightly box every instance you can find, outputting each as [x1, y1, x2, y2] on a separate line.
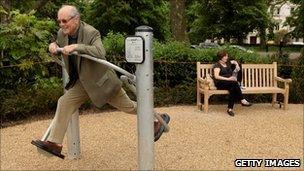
[213, 50, 251, 116]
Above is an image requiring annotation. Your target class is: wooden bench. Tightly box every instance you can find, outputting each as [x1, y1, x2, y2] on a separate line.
[197, 62, 292, 113]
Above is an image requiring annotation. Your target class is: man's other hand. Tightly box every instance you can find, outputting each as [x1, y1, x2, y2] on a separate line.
[61, 44, 78, 55]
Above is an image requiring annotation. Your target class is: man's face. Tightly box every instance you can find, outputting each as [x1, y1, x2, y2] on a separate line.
[57, 9, 79, 35]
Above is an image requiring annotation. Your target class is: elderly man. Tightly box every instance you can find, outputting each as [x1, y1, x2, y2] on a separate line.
[31, 5, 170, 159]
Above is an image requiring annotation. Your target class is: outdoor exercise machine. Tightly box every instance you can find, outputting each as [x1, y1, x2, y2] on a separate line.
[34, 26, 169, 170]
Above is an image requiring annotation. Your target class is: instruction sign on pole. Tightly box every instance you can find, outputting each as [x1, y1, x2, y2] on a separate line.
[125, 36, 144, 63]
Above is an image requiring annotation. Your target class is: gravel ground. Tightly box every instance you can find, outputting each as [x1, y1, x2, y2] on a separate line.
[1, 103, 303, 170]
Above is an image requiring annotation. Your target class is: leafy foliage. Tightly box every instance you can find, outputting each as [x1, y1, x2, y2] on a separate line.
[0, 10, 60, 122]
[2, 0, 88, 19]
[154, 41, 264, 63]
[85, 0, 171, 41]
[187, 0, 269, 44]
[290, 48, 304, 102]
[0, 10, 56, 67]
[102, 32, 126, 61]
[0, 10, 56, 89]
[0, 76, 62, 121]
[101, 34, 264, 63]
[286, 0, 304, 38]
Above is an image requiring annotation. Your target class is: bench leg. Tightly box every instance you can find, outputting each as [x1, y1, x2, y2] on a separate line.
[284, 91, 289, 110]
[204, 94, 209, 113]
[197, 91, 202, 110]
[272, 93, 277, 106]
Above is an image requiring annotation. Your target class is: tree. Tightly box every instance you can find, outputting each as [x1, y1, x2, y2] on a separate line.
[290, 48, 304, 103]
[266, 0, 287, 43]
[169, 0, 189, 42]
[286, 0, 304, 39]
[85, 0, 170, 41]
[0, 10, 56, 68]
[1, 0, 89, 22]
[187, 0, 269, 44]
[1, 0, 51, 20]
[187, 1, 220, 44]
[1, 0, 11, 24]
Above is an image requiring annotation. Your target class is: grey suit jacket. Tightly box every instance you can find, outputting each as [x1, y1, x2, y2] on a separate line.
[56, 21, 122, 107]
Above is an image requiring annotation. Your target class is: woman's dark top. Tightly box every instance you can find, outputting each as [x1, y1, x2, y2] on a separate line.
[212, 61, 232, 85]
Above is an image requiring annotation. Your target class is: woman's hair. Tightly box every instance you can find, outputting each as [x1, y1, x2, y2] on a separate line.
[217, 50, 228, 61]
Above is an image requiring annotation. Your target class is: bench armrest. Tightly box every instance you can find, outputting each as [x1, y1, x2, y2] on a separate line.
[275, 76, 292, 83]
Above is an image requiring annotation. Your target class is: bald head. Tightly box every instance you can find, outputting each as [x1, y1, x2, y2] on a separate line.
[58, 5, 80, 18]
[57, 5, 80, 36]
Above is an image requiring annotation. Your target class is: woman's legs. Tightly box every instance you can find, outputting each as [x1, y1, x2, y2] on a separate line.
[216, 81, 244, 109]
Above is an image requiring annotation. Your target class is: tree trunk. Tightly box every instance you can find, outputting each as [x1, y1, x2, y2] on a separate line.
[237, 36, 243, 45]
[259, 28, 266, 49]
[224, 36, 230, 44]
[1, 0, 11, 24]
[169, 0, 189, 42]
[31, 0, 50, 12]
[1, 0, 11, 11]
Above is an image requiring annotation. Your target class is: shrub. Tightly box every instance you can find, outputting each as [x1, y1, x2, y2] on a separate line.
[269, 51, 293, 79]
[290, 48, 304, 103]
[102, 32, 126, 61]
[0, 10, 57, 95]
[223, 46, 270, 63]
[0, 10, 59, 122]
[0, 10, 56, 69]
[0, 77, 62, 121]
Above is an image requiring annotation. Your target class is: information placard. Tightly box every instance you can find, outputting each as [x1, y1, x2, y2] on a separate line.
[125, 36, 144, 63]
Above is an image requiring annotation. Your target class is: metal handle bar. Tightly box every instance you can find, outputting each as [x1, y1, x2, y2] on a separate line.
[56, 48, 136, 83]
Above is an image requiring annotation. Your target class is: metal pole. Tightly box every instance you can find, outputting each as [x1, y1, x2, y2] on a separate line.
[62, 62, 81, 159]
[66, 111, 81, 159]
[135, 26, 154, 170]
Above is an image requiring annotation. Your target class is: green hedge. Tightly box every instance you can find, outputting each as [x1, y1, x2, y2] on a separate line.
[153, 41, 269, 63]
[0, 76, 62, 122]
[289, 49, 304, 103]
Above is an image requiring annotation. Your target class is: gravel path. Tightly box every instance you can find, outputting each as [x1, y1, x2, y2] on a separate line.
[1, 104, 303, 170]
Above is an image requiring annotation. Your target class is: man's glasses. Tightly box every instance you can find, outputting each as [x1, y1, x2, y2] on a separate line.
[57, 15, 76, 24]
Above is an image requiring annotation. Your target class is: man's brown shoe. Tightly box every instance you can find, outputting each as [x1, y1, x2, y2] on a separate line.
[31, 139, 65, 159]
[154, 113, 170, 142]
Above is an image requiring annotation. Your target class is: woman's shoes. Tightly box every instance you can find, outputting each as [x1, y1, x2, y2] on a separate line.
[227, 109, 235, 116]
[241, 102, 252, 106]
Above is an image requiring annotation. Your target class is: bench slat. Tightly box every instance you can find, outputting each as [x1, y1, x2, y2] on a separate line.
[266, 68, 269, 87]
[270, 68, 274, 87]
[255, 68, 258, 87]
[262, 68, 266, 87]
[243, 68, 246, 87]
